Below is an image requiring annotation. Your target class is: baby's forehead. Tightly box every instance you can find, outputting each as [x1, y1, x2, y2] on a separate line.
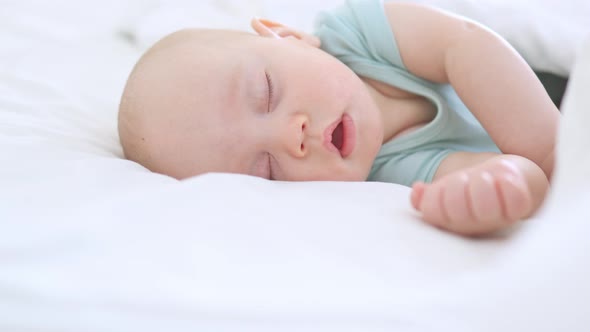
[171, 29, 258, 50]
[137, 29, 267, 121]
[151, 29, 261, 67]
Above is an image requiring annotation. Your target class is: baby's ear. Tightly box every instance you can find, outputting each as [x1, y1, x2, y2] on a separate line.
[250, 17, 321, 48]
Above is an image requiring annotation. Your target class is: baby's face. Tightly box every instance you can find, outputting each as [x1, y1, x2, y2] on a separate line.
[132, 29, 384, 181]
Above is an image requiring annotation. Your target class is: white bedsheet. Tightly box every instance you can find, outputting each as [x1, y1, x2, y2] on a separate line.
[1, 1, 589, 331]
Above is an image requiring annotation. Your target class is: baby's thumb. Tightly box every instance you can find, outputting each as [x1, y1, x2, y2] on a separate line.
[410, 182, 426, 210]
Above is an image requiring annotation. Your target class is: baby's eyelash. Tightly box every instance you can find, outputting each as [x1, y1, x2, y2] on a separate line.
[265, 72, 274, 113]
[267, 152, 274, 180]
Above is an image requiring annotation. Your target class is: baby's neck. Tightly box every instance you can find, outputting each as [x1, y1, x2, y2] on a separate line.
[362, 78, 436, 143]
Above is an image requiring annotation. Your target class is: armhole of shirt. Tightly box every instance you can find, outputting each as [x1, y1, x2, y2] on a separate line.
[348, 0, 408, 71]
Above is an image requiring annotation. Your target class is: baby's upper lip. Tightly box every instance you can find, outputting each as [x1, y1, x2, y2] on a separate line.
[323, 117, 342, 156]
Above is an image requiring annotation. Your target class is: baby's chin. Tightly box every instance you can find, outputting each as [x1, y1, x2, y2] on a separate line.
[336, 162, 376, 182]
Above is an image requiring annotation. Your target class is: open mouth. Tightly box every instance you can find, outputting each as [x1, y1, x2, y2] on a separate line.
[332, 121, 344, 151]
[324, 114, 356, 158]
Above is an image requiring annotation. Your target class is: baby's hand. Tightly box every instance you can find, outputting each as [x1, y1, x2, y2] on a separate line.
[410, 159, 533, 236]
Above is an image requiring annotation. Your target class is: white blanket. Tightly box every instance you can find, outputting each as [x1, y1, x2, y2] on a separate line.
[1, 1, 589, 331]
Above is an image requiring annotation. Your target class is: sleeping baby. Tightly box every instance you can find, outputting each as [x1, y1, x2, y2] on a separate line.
[118, 0, 560, 236]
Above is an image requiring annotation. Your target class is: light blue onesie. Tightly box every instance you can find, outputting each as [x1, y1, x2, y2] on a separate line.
[314, 0, 500, 187]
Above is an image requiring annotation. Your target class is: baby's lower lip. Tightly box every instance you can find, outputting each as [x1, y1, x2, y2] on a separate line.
[339, 113, 356, 158]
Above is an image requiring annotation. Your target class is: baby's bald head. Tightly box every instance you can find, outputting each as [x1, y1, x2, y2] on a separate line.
[118, 29, 253, 179]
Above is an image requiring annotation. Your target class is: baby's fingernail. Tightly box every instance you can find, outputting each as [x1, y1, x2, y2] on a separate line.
[499, 159, 521, 175]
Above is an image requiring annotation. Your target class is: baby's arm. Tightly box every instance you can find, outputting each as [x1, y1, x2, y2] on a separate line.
[384, 2, 560, 179]
[411, 152, 548, 236]
[383, 3, 559, 234]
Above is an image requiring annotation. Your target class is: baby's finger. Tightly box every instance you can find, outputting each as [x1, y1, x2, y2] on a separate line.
[468, 171, 503, 223]
[411, 182, 426, 210]
[442, 172, 472, 225]
[419, 181, 449, 227]
[497, 174, 532, 222]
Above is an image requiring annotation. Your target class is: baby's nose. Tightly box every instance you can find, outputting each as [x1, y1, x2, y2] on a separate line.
[283, 112, 308, 158]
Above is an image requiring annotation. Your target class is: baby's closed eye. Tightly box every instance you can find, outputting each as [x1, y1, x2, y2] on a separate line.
[265, 71, 275, 113]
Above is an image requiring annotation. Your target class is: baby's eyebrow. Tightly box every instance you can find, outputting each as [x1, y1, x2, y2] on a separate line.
[225, 61, 249, 111]
[233, 58, 267, 114]
[228, 62, 245, 104]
